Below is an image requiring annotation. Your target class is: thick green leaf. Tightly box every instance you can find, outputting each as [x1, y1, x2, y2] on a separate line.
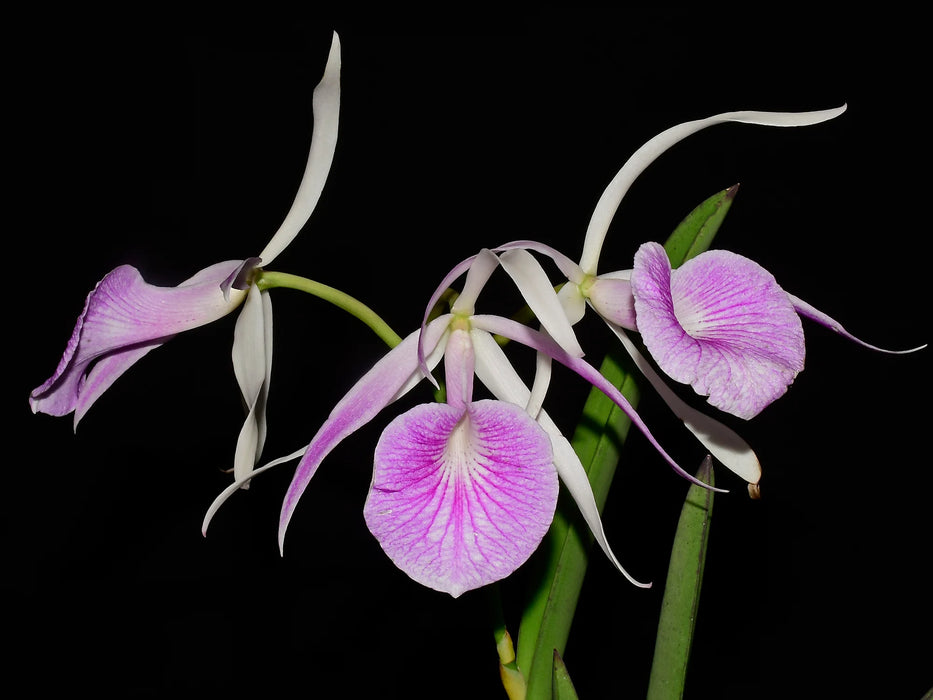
[647, 456, 715, 700]
[512, 186, 738, 699]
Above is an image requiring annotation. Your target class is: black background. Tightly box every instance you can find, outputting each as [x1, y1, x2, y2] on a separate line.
[8, 11, 931, 699]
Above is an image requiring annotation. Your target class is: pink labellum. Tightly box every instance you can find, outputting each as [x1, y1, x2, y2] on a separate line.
[364, 399, 558, 598]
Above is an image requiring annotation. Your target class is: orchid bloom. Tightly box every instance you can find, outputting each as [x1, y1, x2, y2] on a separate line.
[502, 106, 924, 423]
[478, 105, 921, 488]
[204, 249, 725, 596]
[29, 32, 342, 485]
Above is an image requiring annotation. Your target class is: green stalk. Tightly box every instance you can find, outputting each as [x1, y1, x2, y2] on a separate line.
[257, 270, 402, 348]
[512, 185, 739, 698]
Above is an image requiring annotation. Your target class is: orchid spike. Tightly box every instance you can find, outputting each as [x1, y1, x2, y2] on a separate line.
[205, 250, 718, 595]
[30, 32, 342, 486]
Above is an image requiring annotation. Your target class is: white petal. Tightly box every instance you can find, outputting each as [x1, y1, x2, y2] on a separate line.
[557, 283, 587, 325]
[578, 105, 847, 275]
[231, 284, 274, 484]
[499, 248, 584, 357]
[202, 445, 307, 535]
[257, 32, 341, 266]
[451, 249, 500, 314]
[495, 239, 587, 285]
[526, 352, 551, 420]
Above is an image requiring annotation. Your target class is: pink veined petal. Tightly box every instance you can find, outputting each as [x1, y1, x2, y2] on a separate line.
[363, 400, 558, 598]
[278, 316, 451, 552]
[30, 260, 247, 420]
[631, 242, 805, 420]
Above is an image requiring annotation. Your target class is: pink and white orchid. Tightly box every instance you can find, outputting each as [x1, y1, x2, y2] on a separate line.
[29, 32, 342, 486]
[479, 105, 920, 488]
[204, 249, 727, 596]
[483, 105, 924, 491]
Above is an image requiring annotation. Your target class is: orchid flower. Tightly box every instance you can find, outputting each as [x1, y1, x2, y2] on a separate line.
[29, 32, 342, 486]
[476, 105, 917, 488]
[204, 249, 725, 597]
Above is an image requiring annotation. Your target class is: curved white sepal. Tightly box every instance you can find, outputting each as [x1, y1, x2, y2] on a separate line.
[258, 32, 342, 266]
[579, 105, 847, 275]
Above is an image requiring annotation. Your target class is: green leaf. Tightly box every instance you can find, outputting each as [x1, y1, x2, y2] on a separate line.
[664, 184, 738, 266]
[511, 186, 738, 699]
[517, 352, 640, 698]
[646, 456, 715, 700]
[551, 650, 580, 700]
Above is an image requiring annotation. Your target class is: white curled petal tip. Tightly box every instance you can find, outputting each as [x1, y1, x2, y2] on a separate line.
[201, 445, 308, 535]
[258, 31, 341, 266]
[550, 432, 651, 587]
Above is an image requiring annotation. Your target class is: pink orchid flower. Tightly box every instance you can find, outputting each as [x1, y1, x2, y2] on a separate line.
[30, 33, 342, 485]
[204, 249, 726, 596]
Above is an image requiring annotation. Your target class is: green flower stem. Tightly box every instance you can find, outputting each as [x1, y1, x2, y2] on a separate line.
[511, 185, 739, 698]
[257, 271, 402, 348]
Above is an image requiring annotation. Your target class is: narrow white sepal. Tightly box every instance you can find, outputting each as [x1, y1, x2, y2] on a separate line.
[579, 105, 847, 275]
[526, 352, 551, 419]
[499, 248, 584, 358]
[258, 32, 342, 266]
[202, 445, 308, 535]
[231, 284, 273, 485]
[451, 249, 500, 315]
